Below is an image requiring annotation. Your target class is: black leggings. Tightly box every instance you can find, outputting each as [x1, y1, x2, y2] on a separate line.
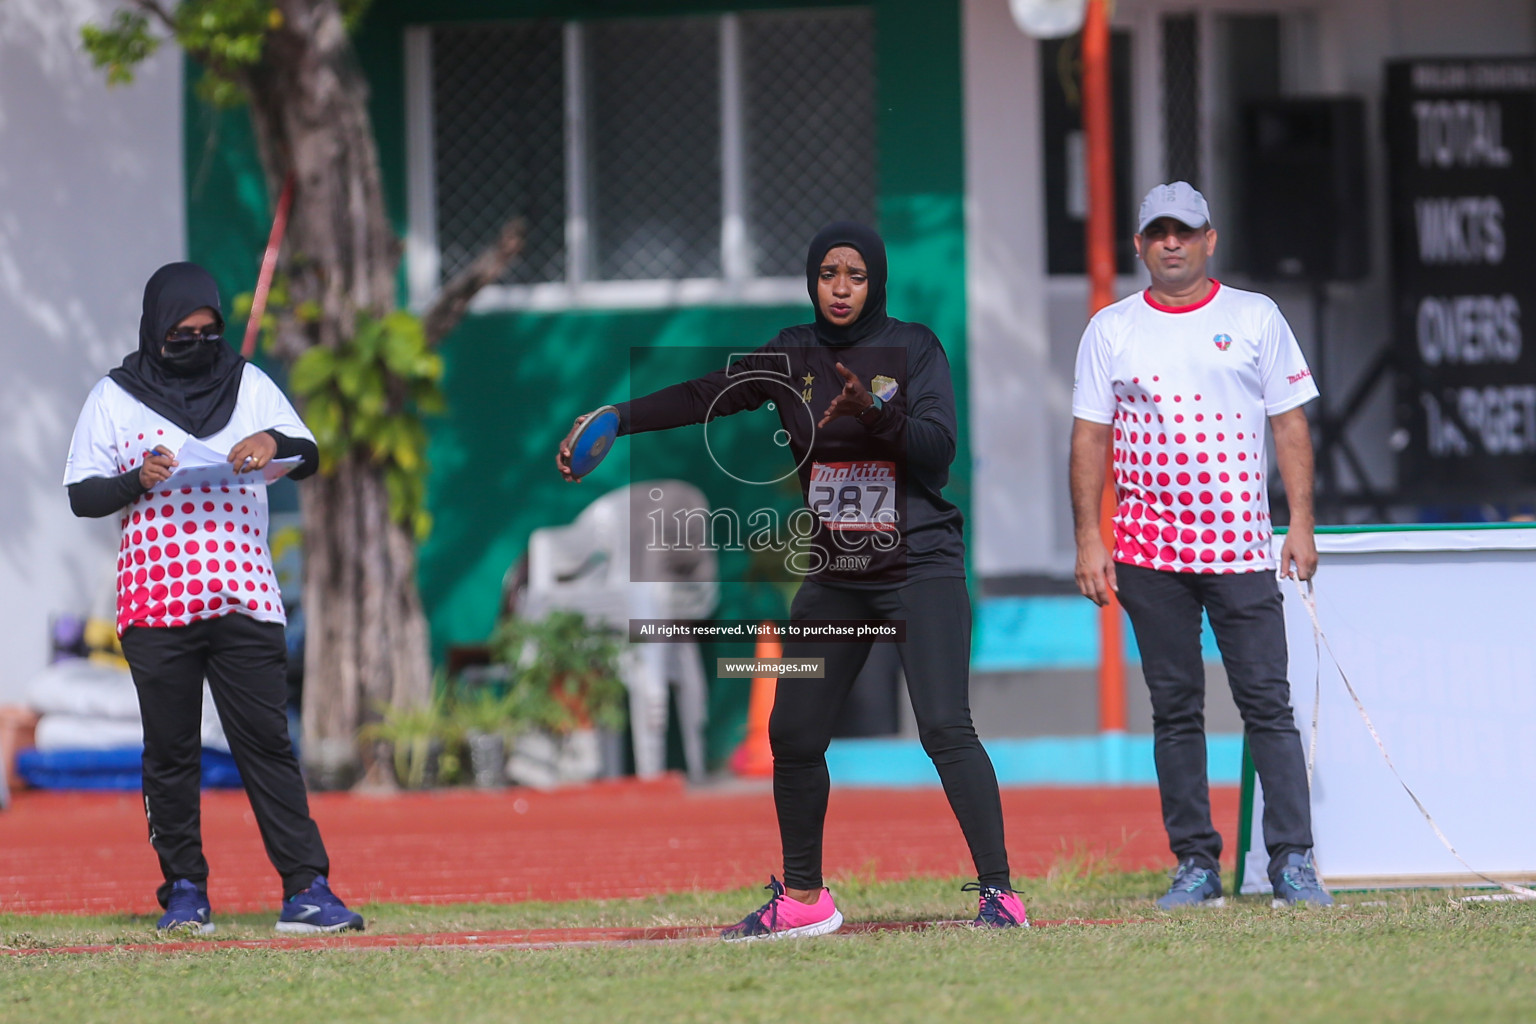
[770, 577, 1011, 890]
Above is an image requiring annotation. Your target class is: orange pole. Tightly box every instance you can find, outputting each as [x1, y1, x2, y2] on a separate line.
[241, 172, 295, 359]
[729, 623, 780, 778]
[1082, 0, 1126, 733]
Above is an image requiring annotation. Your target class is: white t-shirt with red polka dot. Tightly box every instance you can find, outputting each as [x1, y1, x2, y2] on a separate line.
[1072, 281, 1318, 574]
[64, 364, 312, 635]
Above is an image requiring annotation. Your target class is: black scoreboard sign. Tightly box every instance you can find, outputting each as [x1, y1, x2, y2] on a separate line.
[1388, 58, 1536, 496]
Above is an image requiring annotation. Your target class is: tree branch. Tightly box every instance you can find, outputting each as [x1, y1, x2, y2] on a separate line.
[128, 0, 177, 33]
[420, 218, 526, 346]
[127, 0, 248, 90]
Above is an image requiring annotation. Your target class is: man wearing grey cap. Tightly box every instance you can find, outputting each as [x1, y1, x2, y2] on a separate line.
[1068, 182, 1334, 909]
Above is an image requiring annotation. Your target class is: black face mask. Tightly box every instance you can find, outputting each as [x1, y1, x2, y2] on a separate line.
[110, 262, 246, 437]
[160, 337, 220, 375]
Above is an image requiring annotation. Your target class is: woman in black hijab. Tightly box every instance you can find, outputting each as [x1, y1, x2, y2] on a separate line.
[63, 262, 363, 935]
[558, 223, 1027, 937]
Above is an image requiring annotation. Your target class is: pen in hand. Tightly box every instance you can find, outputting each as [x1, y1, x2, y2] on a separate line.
[138, 445, 178, 489]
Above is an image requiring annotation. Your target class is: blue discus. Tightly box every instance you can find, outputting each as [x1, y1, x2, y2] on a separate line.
[567, 405, 620, 480]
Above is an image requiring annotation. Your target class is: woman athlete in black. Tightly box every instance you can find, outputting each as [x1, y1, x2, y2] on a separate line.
[558, 223, 1026, 937]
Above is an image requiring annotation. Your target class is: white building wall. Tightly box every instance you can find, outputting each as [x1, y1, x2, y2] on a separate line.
[0, 0, 183, 700]
[964, 0, 1536, 579]
[962, 0, 1058, 578]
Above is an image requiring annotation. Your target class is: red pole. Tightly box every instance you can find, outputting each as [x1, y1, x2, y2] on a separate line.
[1082, 0, 1126, 734]
[241, 172, 296, 359]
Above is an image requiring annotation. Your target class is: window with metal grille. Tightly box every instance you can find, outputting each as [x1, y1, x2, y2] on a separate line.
[427, 21, 565, 287]
[1153, 12, 1285, 272]
[1162, 14, 1201, 187]
[743, 11, 878, 279]
[406, 9, 877, 309]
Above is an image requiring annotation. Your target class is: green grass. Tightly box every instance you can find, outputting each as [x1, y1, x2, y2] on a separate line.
[2, 868, 1533, 1024]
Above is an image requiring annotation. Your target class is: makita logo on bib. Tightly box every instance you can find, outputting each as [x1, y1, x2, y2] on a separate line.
[815, 461, 893, 482]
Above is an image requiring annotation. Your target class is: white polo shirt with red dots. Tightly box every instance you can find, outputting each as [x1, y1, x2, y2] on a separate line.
[1072, 281, 1318, 574]
[64, 365, 312, 635]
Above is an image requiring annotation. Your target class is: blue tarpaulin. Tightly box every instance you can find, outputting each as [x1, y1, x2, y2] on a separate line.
[17, 747, 243, 790]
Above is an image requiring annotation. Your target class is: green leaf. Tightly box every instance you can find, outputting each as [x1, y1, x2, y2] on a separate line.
[367, 417, 399, 464]
[303, 393, 344, 456]
[385, 309, 426, 342]
[384, 467, 407, 521]
[81, 11, 160, 87]
[334, 357, 367, 400]
[352, 316, 385, 361]
[415, 389, 447, 417]
[381, 327, 424, 378]
[288, 346, 337, 396]
[192, 71, 250, 110]
[393, 437, 420, 473]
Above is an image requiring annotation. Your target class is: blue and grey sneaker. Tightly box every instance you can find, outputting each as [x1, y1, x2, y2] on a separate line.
[157, 878, 215, 934]
[1270, 851, 1334, 907]
[1156, 859, 1225, 909]
[275, 876, 365, 934]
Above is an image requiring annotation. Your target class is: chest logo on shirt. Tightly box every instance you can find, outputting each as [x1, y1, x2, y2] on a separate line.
[801, 373, 815, 403]
[1213, 333, 1233, 352]
[870, 375, 899, 401]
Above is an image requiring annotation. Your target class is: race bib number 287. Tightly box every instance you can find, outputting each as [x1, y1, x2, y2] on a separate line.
[809, 461, 898, 532]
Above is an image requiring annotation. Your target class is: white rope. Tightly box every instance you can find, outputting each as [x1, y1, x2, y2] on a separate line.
[1305, 578, 1321, 788]
[1293, 577, 1536, 901]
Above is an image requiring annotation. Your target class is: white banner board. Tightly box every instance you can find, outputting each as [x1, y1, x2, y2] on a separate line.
[1240, 526, 1536, 892]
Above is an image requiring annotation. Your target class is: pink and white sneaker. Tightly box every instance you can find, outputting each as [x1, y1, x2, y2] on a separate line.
[721, 877, 844, 941]
[965, 883, 1030, 928]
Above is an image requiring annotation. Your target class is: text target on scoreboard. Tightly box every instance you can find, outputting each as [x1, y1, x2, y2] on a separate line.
[1387, 58, 1536, 494]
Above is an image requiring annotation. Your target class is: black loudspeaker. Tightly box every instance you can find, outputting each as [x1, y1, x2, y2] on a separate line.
[1240, 98, 1370, 282]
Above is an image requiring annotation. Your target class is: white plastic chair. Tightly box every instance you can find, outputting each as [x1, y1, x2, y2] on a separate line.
[521, 482, 718, 781]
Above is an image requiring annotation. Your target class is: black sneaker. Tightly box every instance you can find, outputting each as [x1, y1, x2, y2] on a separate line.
[962, 883, 1030, 928]
[1156, 859, 1225, 909]
[1270, 851, 1334, 907]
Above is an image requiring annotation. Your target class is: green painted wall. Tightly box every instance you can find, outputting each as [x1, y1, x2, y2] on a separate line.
[184, 0, 968, 766]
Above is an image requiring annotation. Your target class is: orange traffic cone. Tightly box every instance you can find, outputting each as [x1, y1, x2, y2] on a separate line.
[729, 624, 780, 777]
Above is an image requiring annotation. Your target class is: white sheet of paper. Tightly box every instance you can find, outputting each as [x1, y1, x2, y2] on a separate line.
[162, 438, 303, 490]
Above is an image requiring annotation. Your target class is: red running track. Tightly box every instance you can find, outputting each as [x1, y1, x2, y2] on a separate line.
[0, 778, 1238, 916]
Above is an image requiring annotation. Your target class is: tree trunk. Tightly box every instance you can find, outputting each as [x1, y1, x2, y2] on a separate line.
[242, 0, 427, 786]
[300, 455, 431, 787]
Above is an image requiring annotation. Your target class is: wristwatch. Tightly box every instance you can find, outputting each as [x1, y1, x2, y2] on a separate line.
[857, 393, 884, 427]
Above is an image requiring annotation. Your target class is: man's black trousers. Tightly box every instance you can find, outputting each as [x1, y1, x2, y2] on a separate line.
[1115, 563, 1313, 878]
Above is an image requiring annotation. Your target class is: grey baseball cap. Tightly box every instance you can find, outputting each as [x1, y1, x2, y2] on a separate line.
[1137, 182, 1212, 234]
